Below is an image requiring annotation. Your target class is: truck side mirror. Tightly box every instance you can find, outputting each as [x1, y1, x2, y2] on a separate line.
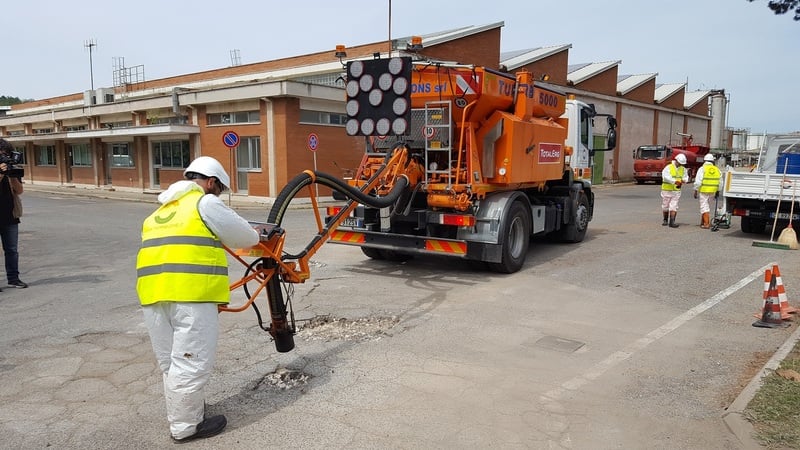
[606, 128, 617, 150]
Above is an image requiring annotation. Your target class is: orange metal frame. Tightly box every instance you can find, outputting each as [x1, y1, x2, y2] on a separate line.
[218, 147, 411, 314]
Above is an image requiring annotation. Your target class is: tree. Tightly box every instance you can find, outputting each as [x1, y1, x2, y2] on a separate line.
[0, 96, 24, 106]
[749, 0, 800, 20]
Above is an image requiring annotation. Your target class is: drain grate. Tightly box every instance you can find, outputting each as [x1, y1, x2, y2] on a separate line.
[529, 335, 585, 353]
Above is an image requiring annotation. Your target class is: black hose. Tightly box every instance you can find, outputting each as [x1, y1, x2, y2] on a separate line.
[267, 170, 409, 226]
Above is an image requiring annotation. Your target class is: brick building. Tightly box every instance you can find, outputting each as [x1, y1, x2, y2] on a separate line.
[0, 21, 721, 197]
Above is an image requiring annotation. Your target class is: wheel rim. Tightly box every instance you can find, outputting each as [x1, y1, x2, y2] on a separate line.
[576, 203, 589, 231]
[508, 216, 525, 258]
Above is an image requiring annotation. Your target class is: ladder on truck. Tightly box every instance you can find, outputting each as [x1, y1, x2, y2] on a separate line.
[423, 101, 453, 188]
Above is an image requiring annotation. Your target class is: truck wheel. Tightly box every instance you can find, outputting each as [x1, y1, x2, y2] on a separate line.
[636, 179, 644, 185]
[489, 201, 530, 274]
[741, 217, 766, 234]
[361, 247, 385, 260]
[559, 191, 590, 243]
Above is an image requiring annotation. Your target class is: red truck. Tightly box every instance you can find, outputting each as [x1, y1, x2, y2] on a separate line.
[633, 143, 710, 184]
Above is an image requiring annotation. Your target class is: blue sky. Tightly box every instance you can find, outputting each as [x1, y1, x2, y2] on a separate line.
[4, 0, 798, 134]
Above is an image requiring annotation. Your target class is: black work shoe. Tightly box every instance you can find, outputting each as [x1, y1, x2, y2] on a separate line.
[8, 280, 27, 288]
[172, 415, 227, 443]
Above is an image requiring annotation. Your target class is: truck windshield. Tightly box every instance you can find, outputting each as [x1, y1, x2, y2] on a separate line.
[635, 146, 666, 160]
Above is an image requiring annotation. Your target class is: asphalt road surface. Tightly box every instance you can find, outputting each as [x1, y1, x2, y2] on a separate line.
[2, 184, 797, 449]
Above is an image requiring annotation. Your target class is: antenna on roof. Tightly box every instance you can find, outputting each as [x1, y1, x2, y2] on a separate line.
[230, 49, 242, 67]
[84, 38, 97, 91]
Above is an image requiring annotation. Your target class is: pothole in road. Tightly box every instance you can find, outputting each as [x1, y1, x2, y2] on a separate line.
[253, 368, 311, 391]
[297, 315, 400, 342]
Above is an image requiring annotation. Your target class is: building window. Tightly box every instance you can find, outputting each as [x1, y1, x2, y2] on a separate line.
[299, 109, 347, 126]
[237, 136, 261, 170]
[69, 143, 92, 167]
[34, 128, 53, 134]
[148, 115, 188, 125]
[63, 125, 87, 131]
[101, 121, 133, 129]
[206, 110, 259, 125]
[153, 140, 190, 168]
[35, 145, 56, 166]
[110, 143, 134, 167]
[7, 130, 24, 136]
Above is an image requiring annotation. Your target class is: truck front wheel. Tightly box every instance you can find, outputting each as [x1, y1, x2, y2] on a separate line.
[559, 191, 590, 243]
[489, 201, 531, 274]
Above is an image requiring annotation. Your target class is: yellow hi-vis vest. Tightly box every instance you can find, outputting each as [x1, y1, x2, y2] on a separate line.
[136, 190, 229, 305]
[698, 164, 721, 194]
[662, 164, 685, 191]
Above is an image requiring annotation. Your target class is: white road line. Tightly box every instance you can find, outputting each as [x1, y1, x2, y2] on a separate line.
[546, 262, 772, 398]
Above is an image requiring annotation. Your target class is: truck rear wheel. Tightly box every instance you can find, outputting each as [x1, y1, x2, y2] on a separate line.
[361, 247, 385, 260]
[489, 201, 531, 274]
[741, 217, 766, 234]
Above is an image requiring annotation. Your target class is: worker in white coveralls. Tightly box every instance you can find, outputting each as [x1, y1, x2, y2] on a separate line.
[136, 156, 258, 443]
[661, 153, 689, 228]
[693, 153, 721, 229]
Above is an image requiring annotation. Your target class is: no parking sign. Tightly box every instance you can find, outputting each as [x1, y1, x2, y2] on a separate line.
[222, 130, 240, 148]
[307, 133, 319, 152]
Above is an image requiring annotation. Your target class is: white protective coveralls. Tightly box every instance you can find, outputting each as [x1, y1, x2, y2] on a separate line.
[141, 180, 258, 439]
[660, 160, 689, 212]
[693, 161, 720, 214]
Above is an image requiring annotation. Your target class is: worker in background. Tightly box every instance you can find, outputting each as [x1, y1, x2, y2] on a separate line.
[136, 156, 258, 443]
[693, 153, 721, 229]
[661, 153, 689, 228]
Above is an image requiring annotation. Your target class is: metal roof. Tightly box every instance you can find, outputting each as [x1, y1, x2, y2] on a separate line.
[567, 61, 621, 85]
[616, 73, 657, 96]
[684, 90, 711, 109]
[499, 44, 571, 70]
[654, 83, 686, 104]
[395, 22, 504, 50]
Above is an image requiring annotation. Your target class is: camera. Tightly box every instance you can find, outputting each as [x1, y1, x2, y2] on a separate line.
[0, 151, 24, 178]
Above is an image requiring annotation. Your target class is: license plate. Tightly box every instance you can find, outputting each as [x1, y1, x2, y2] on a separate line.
[770, 212, 800, 220]
[341, 217, 364, 228]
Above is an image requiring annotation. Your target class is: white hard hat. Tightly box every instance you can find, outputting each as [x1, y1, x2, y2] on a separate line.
[184, 156, 231, 190]
[675, 154, 687, 165]
[703, 153, 715, 162]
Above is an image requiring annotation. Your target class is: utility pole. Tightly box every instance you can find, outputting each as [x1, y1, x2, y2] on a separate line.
[84, 39, 97, 91]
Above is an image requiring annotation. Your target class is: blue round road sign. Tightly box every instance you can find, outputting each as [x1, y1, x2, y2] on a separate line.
[222, 131, 240, 148]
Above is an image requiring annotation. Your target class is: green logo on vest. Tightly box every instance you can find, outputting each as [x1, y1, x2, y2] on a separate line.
[154, 211, 177, 224]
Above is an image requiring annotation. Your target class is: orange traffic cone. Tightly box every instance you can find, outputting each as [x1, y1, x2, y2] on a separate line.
[772, 264, 798, 315]
[754, 268, 790, 319]
[753, 273, 791, 328]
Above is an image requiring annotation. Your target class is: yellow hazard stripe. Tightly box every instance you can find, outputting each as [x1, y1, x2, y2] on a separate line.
[330, 230, 365, 243]
[425, 240, 467, 255]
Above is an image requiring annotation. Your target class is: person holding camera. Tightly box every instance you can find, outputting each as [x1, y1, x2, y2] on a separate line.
[660, 153, 689, 228]
[0, 138, 27, 289]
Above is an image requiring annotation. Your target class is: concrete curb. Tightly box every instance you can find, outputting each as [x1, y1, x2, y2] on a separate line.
[22, 183, 335, 210]
[722, 322, 800, 449]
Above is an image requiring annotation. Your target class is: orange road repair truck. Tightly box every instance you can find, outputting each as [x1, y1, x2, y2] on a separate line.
[322, 54, 617, 273]
[224, 50, 618, 352]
